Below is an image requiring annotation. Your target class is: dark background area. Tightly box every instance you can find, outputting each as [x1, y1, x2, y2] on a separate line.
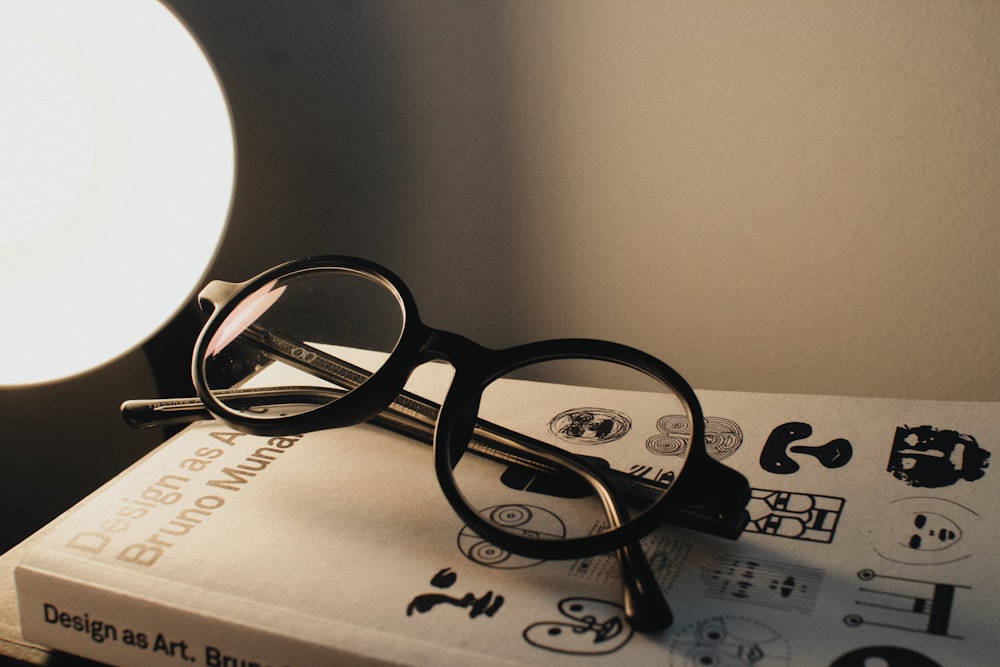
[2, 1, 529, 554]
[1, 1, 430, 553]
[4, 1, 999, 555]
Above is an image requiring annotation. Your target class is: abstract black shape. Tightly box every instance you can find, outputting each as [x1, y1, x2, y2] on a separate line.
[406, 568, 505, 619]
[760, 422, 812, 473]
[790, 438, 852, 468]
[499, 453, 616, 499]
[499, 465, 588, 498]
[887, 425, 990, 488]
[761, 422, 853, 474]
[846, 569, 969, 638]
[829, 646, 941, 667]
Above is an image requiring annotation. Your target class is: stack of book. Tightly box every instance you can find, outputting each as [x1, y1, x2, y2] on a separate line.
[14, 377, 997, 666]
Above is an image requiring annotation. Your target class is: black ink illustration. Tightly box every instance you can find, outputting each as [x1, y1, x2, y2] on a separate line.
[845, 569, 969, 638]
[406, 567, 504, 619]
[744, 488, 844, 543]
[523, 597, 633, 655]
[701, 554, 823, 614]
[887, 425, 990, 488]
[570, 535, 691, 593]
[759, 422, 852, 474]
[501, 450, 668, 499]
[500, 463, 589, 498]
[458, 505, 565, 569]
[645, 416, 690, 456]
[549, 407, 631, 444]
[829, 645, 942, 667]
[627, 465, 675, 486]
[668, 615, 790, 666]
[870, 496, 977, 566]
[645, 415, 744, 460]
[485, 504, 565, 538]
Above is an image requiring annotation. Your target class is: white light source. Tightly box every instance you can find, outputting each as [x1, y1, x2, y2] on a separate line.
[0, 0, 234, 385]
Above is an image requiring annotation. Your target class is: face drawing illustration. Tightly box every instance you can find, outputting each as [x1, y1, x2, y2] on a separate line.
[523, 597, 633, 655]
[906, 512, 960, 551]
[887, 425, 990, 488]
[744, 489, 844, 543]
[869, 496, 977, 565]
[668, 615, 790, 666]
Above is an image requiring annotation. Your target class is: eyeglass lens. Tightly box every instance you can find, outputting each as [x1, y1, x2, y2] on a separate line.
[453, 358, 691, 553]
[199, 265, 694, 556]
[201, 267, 406, 419]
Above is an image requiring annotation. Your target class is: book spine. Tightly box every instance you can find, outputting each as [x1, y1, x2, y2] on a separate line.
[15, 562, 388, 667]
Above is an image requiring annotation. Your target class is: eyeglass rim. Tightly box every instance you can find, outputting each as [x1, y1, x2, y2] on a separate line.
[432, 337, 709, 559]
[191, 255, 424, 435]
[189, 255, 737, 558]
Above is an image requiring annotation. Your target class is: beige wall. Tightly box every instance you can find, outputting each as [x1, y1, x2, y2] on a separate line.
[2, 0, 999, 553]
[173, 0, 1000, 402]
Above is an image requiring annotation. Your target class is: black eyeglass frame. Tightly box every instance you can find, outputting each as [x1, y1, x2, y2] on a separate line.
[192, 256, 748, 562]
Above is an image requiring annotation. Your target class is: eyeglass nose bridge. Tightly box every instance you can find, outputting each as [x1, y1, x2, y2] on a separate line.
[416, 327, 496, 373]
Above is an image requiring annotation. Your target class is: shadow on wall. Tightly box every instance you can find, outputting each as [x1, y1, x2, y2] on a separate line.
[5, 0, 1000, 554]
[165, 1, 528, 342]
[2, 1, 524, 553]
[168, 0, 413, 272]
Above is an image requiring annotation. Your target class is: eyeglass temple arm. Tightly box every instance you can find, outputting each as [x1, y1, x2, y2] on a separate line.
[122, 387, 674, 632]
[123, 326, 747, 540]
[121, 340, 676, 631]
[491, 423, 675, 632]
[120, 386, 672, 511]
[252, 325, 747, 537]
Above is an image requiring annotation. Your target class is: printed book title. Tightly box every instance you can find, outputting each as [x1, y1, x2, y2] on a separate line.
[64, 430, 304, 567]
[39, 600, 285, 667]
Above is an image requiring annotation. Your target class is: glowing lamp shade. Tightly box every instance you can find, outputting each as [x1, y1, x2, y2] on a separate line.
[0, 1, 234, 385]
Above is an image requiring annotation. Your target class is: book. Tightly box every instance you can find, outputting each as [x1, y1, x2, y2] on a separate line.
[15, 369, 999, 666]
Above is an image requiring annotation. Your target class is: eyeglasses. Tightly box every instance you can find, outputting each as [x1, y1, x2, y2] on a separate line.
[122, 255, 751, 632]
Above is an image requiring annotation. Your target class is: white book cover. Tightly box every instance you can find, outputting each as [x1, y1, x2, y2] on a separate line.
[15, 371, 999, 667]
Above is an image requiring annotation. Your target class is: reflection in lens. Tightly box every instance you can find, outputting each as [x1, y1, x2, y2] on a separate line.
[201, 267, 405, 421]
[452, 358, 692, 553]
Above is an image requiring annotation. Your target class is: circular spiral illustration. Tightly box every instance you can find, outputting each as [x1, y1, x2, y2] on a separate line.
[490, 504, 534, 528]
[645, 433, 690, 456]
[646, 415, 743, 460]
[458, 504, 566, 570]
[704, 417, 743, 461]
[467, 539, 511, 566]
[659, 416, 692, 434]
[842, 614, 864, 628]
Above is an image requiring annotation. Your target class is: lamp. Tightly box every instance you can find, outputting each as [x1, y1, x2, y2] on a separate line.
[0, 0, 234, 386]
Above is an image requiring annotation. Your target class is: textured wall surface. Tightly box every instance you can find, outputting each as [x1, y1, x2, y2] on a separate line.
[168, 0, 999, 402]
[2, 0, 998, 555]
